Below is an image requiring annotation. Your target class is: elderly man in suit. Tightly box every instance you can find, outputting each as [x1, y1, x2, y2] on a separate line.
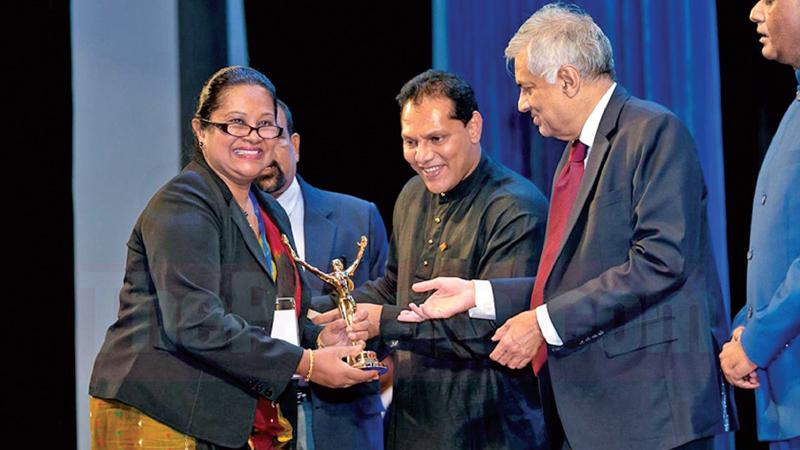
[406, 4, 736, 449]
[719, 1, 800, 448]
[257, 99, 389, 450]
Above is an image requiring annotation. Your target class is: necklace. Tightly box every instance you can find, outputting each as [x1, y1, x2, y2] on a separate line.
[236, 198, 258, 234]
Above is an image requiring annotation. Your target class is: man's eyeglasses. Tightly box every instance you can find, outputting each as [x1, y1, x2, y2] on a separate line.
[199, 118, 283, 140]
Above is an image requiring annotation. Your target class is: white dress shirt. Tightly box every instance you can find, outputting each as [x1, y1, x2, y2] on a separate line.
[470, 83, 617, 346]
[275, 177, 306, 260]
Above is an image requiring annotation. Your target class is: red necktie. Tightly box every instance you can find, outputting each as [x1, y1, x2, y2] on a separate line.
[530, 140, 588, 374]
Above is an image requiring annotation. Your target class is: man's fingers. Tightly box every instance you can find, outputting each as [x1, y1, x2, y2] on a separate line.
[408, 303, 430, 319]
[730, 376, 760, 390]
[347, 331, 369, 341]
[508, 355, 531, 370]
[421, 302, 452, 319]
[729, 377, 745, 388]
[352, 309, 369, 322]
[489, 340, 506, 361]
[490, 338, 515, 365]
[318, 319, 347, 346]
[499, 343, 524, 366]
[739, 373, 760, 389]
[346, 327, 369, 340]
[743, 379, 760, 389]
[411, 279, 441, 293]
[491, 323, 509, 342]
[496, 351, 513, 366]
[347, 315, 371, 332]
[326, 318, 348, 332]
[722, 361, 757, 385]
[398, 310, 424, 323]
[313, 309, 341, 325]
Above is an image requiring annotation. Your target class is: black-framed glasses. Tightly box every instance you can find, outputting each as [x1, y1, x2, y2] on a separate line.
[199, 118, 283, 140]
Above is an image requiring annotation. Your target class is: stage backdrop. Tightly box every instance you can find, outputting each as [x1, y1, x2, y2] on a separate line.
[433, 0, 731, 327]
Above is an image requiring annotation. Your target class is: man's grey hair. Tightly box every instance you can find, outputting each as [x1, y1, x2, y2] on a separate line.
[505, 3, 615, 84]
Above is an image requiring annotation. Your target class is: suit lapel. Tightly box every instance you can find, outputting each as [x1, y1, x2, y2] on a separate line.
[230, 197, 273, 277]
[190, 157, 275, 280]
[298, 177, 338, 269]
[550, 86, 630, 281]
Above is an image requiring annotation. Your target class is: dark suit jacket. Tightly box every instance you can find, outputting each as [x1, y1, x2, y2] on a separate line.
[299, 176, 388, 304]
[293, 176, 389, 449]
[493, 86, 736, 450]
[89, 157, 318, 448]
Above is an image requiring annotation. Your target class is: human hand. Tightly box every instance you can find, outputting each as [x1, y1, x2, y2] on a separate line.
[306, 344, 380, 388]
[318, 308, 371, 347]
[735, 370, 760, 389]
[489, 310, 543, 369]
[312, 308, 340, 326]
[403, 277, 476, 321]
[719, 328, 759, 389]
[397, 309, 426, 323]
[357, 303, 383, 338]
[313, 303, 383, 339]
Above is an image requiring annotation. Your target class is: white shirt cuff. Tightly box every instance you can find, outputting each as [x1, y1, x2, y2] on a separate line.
[535, 304, 563, 346]
[468, 280, 496, 320]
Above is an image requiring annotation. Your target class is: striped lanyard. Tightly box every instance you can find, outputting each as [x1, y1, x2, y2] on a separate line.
[249, 191, 277, 281]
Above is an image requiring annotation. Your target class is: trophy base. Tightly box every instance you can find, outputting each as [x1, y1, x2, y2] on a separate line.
[348, 350, 388, 375]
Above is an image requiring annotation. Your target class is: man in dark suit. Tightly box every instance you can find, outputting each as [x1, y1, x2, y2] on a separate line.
[407, 4, 736, 449]
[257, 99, 389, 450]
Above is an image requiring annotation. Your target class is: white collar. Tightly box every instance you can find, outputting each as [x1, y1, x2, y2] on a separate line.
[578, 82, 617, 148]
[275, 176, 302, 216]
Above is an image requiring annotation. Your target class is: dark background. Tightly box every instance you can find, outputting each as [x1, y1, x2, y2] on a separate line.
[243, 2, 430, 225]
[11, 1, 796, 448]
[7, 0, 76, 444]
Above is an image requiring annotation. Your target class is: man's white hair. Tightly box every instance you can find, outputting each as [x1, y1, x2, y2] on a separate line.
[505, 3, 615, 84]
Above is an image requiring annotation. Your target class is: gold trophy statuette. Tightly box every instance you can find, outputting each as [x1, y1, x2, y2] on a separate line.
[282, 234, 387, 375]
